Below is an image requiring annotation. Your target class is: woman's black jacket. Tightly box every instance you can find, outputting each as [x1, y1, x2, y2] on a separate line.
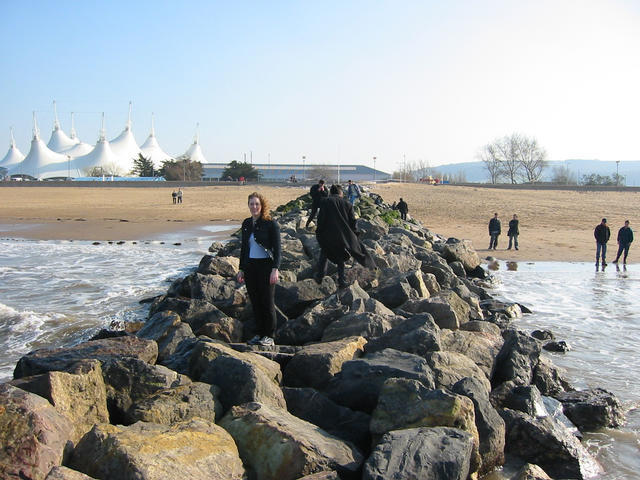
[239, 217, 281, 271]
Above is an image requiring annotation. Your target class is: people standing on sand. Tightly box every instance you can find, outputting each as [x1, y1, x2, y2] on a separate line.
[612, 220, 633, 265]
[237, 192, 281, 346]
[314, 184, 374, 288]
[594, 218, 611, 266]
[172, 190, 177, 204]
[507, 214, 519, 250]
[488, 213, 501, 250]
[346, 179, 361, 205]
[177, 188, 183, 204]
[397, 198, 409, 221]
[305, 179, 329, 228]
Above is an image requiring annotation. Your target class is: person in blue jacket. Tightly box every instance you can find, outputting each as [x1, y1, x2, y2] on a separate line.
[237, 192, 281, 346]
[612, 220, 633, 265]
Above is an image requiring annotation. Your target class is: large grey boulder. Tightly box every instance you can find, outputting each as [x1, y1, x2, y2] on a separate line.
[283, 336, 367, 390]
[370, 379, 479, 455]
[13, 336, 158, 379]
[9, 360, 108, 444]
[421, 262, 459, 289]
[555, 388, 625, 431]
[370, 277, 414, 309]
[220, 402, 364, 480]
[174, 272, 247, 317]
[45, 466, 97, 479]
[532, 355, 573, 396]
[197, 255, 239, 277]
[441, 238, 481, 272]
[494, 328, 542, 387]
[69, 418, 245, 480]
[100, 357, 190, 423]
[126, 382, 222, 425]
[500, 408, 602, 479]
[0, 384, 74, 480]
[283, 387, 371, 452]
[513, 463, 553, 480]
[136, 311, 195, 361]
[452, 376, 506, 474]
[440, 328, 503, 380]
[148, 296, 229, 333]
[321, 312, 405, 342]
[425, 351, 491, 392]
[196, 316, 243, 343]
[404, 290, 470, 330]
[275, 278, 337, 318]
[325, 349, 435, 413]
[189, 342, 285, 413]
[363, 427, 477, 480]
[364, 313, 441, 357]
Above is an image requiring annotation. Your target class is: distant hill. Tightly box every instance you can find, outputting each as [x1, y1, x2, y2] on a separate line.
[432, 159, 640, 186]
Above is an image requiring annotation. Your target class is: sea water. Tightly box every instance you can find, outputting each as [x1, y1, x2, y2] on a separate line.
[492, 261, 640, 479]
[0, 241, 638, 478]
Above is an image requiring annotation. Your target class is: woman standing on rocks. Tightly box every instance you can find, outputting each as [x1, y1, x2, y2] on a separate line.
[237, 192, 281, 346]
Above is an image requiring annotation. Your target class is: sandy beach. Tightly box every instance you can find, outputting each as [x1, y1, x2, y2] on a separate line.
[1, 184, 638, 263]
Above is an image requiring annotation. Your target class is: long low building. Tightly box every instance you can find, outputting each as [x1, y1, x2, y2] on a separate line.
[202, 163, 391, 182]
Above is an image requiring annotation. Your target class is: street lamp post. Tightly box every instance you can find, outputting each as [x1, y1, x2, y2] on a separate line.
[373, 156, 376, 183]
[302, 155, 306, 182]
[67, 155, 71, 181]
[616, 160, 620, 187]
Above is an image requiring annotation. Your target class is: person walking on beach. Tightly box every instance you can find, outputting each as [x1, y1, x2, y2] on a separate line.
[346, 179, 361, 205]
[237, 192, 281, 346]
[507, 214, 519, 250]
[397, 198, 409, 221]
[172, 190, 177, 204]
[488, 213, 501, 250]
[305, 179, 329, 228]
[613, 220, 633, 265]
[594, 218, 611, 266]
[177, 188, 183, 204]
[314, 184, 374, 288]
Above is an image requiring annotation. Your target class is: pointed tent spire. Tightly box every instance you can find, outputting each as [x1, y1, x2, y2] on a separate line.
[193, 123, 200, 144]
[150, 112, 155, 137]
[10, 126, 16, 148]
[53, 100, 60, 130]
[99, 112, 106, 142]
[126, 101, 133, 130]
[69, 112, 77, 139]
[33, 111, 40, 140]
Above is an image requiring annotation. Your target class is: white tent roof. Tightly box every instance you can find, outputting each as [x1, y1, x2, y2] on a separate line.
[47, 101, 78, 153]
[140, 114, 173, 168]
[0, 127, 26, 169]
[9, 113, 78, 179]
[181, 123, 207, 163]
[62, 111, 94, 157]
[71, 113, 129, 176]
[110, 102, 141, 172]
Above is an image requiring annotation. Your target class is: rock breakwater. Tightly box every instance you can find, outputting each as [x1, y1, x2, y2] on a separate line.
[1, 192, 625, 480]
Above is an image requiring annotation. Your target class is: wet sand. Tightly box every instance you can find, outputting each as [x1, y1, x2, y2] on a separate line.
[1, 184, 637, 263]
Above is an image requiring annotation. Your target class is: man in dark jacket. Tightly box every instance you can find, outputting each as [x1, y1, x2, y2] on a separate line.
[594, 218, 611, 266]
[507, 214, 519, 250]
[397, 198, 409, 221]
[488, 213, 501, 250]
[305, 179, 329, 228]
[314, 184, 374, 288]
[613, 220, 633, 265]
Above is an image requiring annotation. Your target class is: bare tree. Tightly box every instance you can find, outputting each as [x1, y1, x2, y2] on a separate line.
[512, 133, 547, 183]
[478, 144, 503, 184]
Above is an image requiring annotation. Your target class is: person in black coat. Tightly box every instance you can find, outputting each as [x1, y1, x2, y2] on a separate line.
[613, 220, 633, 264]
[305, 179, 329, 228]
[594, 218, 611, 266]
[397, 198, 409, 221]
[314, 184, 374, 288]
[507, 214, 519, 250]
[488, 213, 501, 250]
[237, 192, 281, 346]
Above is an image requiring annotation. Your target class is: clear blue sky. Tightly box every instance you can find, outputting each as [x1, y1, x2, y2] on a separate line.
[2, 0, 639, 174]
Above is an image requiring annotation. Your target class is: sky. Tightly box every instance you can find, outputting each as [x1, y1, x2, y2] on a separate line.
[2, 0, 639, 174]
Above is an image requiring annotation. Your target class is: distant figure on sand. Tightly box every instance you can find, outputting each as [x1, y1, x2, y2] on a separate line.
[177, 188, 183, 204]
[306, 179, 329, 228]
[488, 213, 501, 250]
[237, 192, 281, 346]
[507, 214, 519, 250]
[397, 198, 409, 221]
[346, 180, 361, 205]
[314, 184, 374, 288]
[613, 220, 633, 265]
[594, 218, 611, 266]
[171, 190, 177, 204]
